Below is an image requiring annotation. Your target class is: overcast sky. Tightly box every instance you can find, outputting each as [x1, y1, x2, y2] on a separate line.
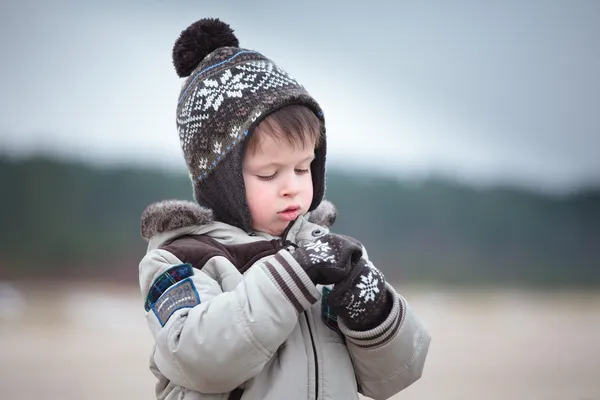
[0, 0, 598, 192]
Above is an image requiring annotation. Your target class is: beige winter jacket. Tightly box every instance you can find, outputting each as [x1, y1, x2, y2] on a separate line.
[139, 200, 431, 400]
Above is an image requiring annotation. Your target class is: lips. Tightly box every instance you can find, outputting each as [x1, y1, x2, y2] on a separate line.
[278, 205, 301, 221]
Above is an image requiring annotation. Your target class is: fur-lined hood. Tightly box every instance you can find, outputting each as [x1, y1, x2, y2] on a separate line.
[141, 199, 337, 241]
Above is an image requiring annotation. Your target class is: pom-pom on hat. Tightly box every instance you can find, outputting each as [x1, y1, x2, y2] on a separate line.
[173, 18, 327, 233]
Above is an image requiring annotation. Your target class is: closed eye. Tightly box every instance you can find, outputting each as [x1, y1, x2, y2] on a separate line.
[257, 173, 277, 181]
[295, 169, 310, 175]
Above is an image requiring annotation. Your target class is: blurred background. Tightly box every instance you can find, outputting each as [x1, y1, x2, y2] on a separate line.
[1, 0, 599, 399]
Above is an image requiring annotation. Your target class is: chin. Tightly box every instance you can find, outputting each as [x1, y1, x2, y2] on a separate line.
[253, 223, 284, 237]
[271, 227, 286, 237]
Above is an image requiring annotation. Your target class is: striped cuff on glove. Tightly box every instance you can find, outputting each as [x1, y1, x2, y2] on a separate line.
[338, 282, 405, 349]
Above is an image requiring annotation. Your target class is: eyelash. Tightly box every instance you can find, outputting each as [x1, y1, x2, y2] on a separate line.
[257, 169, 310, 181]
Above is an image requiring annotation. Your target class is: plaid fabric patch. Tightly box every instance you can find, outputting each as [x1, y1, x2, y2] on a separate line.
[151, 278, 200, 326]
[144, 264, 194, 311]
[321, 286, 343, 338]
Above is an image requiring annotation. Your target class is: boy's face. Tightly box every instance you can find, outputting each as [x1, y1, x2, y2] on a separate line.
[243, 130, 315, 236]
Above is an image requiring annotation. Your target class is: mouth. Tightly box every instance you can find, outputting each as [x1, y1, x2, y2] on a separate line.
[281, 205, 300, 213]
[278, 205, 301, 221]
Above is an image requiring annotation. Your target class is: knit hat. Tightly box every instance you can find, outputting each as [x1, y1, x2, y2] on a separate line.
[173, 18, 327, 233]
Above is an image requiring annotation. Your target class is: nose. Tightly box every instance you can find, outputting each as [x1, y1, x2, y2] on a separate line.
[279, 171, 300, 198]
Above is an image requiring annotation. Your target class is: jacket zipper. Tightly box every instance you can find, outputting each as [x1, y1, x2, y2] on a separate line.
[304, 312, 319, 400]
[281, 225, 318, 400]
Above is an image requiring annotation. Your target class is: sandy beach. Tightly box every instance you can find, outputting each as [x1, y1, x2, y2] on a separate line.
[1, 282, 598, 400]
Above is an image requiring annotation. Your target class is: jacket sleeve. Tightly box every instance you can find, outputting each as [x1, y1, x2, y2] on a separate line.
[140, 247, 320, 394]
[338, 248, 431, 400]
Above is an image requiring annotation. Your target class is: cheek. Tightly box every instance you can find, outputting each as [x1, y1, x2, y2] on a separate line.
[301, 176, 314, 205]
[245, 180, 273, 212]
[245, 180, 259, 209]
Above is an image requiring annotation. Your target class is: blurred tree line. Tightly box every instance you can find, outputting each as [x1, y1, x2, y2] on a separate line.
[1, 155, 599, 287]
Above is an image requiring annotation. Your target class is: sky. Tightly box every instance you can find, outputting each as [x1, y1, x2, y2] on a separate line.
[0, 0, 599, 193]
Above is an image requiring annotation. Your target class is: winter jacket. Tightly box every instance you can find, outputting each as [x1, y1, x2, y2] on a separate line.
[139, 200, 431, 400]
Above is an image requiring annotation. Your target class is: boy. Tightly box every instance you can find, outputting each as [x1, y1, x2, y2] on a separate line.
[139, 18, 430, 400]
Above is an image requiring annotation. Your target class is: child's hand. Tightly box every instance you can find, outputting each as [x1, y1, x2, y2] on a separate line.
[327, 256, 391, 331]
[286, 233, 363, 285]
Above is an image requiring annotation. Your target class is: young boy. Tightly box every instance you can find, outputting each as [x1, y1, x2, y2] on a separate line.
[139, 18, 430, 400]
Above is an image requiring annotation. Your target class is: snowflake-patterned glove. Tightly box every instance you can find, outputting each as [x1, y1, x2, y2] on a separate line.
[286, 233, 363, 285]
[327, 257, 392, 331]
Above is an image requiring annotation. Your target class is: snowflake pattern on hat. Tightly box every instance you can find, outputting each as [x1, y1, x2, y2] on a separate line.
[176, 51, 309, 183]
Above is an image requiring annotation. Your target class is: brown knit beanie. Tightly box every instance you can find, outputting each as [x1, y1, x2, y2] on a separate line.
[173, 18, 327, 232]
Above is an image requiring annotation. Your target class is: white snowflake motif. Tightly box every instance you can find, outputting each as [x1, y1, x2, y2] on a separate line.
[196, 68, 255, 112]
[236, 61, 299, 93]
[356, 272, 380, 303]
[212, 141, 222, 154]
[305, 240, 335, 264]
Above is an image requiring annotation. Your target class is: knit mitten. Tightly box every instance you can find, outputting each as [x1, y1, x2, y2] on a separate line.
[286, 233, 363, 285]
[328, 258, 391, 331]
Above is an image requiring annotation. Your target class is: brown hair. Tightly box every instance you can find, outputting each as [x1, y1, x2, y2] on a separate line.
[246, 105, 323, 154]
